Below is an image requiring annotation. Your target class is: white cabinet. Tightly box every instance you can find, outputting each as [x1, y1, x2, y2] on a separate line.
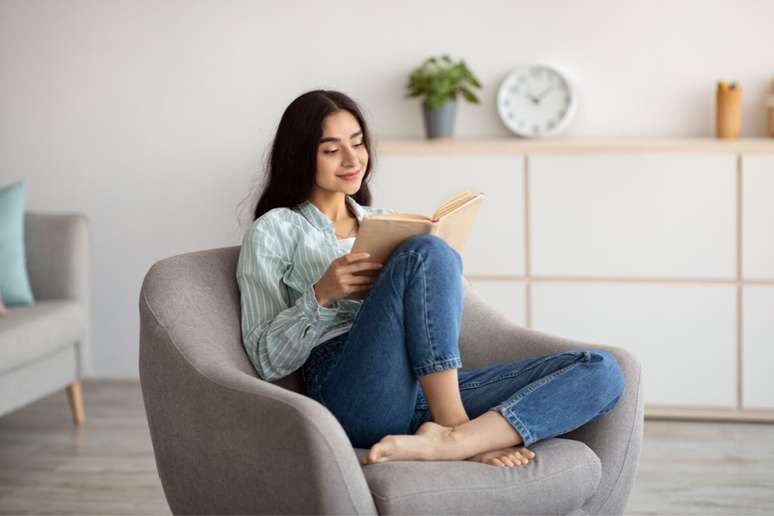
[742, 155, 774, 279]
[531, 282, 737, 407]
[529, 154, 737, 278]
[743, 286, 774, 409]
[370, 155, 525, 277]
[377, 139, 774, 420]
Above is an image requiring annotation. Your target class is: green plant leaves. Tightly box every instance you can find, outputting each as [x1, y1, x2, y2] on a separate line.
[406, 54, 483, 109]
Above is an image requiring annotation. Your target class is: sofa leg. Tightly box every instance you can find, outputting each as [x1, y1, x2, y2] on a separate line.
[67, 381, 85, 427]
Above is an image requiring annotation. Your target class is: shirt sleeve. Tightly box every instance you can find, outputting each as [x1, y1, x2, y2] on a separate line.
[236, 216, 340, 381]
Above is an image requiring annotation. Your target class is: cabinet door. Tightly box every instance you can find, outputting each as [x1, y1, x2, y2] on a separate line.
[742, 155, 774, 279]
[531, 282, 737, 407]
[743, 286, 774, 408]
[529, 155, 736, 278]
[465, 279, 527, 327]
[370, 155, 524, 277]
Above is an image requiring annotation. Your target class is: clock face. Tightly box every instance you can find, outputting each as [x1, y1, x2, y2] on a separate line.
[497, 64, 577, 137]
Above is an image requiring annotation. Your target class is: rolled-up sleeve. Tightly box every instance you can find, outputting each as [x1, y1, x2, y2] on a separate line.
[237, 216, 340, 381]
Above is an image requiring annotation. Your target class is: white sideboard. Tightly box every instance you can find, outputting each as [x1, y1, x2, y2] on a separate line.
[371, 138, 774, 422]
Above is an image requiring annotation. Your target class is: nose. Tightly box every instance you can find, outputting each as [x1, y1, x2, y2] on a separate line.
[342, 145, 360, 164]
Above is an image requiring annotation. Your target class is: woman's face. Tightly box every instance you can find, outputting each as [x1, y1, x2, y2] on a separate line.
[315, 110, 368, 196]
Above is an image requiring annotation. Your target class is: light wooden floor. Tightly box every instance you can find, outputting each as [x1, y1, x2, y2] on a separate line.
[0, 380, 772, 515]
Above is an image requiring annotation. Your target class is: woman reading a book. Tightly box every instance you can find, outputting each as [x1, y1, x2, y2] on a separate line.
[237, 89, 624, 468]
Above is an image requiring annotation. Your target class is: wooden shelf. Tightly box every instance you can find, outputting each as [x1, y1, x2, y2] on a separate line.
[376, 137, 774, 155]
[646, 405, 774, 423]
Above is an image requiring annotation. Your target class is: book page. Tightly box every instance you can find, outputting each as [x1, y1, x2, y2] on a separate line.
[433, 192, 477, 220]
[366, 213, 432, 222]
[430, 193, 484, 253]
[432, 191, 475, 220]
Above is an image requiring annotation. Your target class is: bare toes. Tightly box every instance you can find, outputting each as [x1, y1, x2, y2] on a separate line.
[512, 453, 527, 464]
[508, 453, 522, 465]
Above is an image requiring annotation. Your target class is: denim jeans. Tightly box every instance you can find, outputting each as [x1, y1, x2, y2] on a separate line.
[301, 234, 625, 449]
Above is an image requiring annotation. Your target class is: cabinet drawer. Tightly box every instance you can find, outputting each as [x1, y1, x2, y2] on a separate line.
[531, 282, 737, 407]
[743, 286, 774, 408]
[742, 155, 774, 279]
[530, 154, 736, 278]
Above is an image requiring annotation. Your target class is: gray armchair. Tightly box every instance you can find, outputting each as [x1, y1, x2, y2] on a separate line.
[139, 246, 643, 515]
[0, 212, 91, 426]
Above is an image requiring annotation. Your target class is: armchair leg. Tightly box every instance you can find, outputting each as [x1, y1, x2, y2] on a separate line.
[67, 381, 85, 427]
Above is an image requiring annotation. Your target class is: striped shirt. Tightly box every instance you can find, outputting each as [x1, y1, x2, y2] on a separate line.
[236, 195, 397, 381]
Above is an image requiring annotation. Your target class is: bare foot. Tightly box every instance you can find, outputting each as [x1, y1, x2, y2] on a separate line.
[363, 421, 455, 465]
[466, 446, 536, 468]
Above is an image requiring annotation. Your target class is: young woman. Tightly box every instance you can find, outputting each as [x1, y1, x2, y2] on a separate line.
[237, 89, 625, 468]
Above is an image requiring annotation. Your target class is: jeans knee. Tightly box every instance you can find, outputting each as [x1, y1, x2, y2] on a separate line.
[398, 234, 461, 265]
[588, 350, 625, 403]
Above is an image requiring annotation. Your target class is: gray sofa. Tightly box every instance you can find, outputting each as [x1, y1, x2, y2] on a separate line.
[139, 246, 643, 515]
[0, 212, 91, 426]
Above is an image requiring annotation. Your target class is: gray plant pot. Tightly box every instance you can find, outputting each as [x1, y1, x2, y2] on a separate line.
[422, 99, 457, 139]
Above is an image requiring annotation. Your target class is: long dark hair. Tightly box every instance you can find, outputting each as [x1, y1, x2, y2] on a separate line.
[252, 90, 375, 221]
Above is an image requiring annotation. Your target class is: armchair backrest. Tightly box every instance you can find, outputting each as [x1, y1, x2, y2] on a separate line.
[139, 245, 515, 393]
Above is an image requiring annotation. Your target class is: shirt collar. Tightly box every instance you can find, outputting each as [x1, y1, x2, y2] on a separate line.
[296, 195, 367, 233]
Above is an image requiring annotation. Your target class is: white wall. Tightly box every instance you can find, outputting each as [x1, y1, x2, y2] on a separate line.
[1, 0, 773, 378]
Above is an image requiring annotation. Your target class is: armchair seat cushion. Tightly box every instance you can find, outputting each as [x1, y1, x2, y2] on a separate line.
[354, 438, 601, 515]
[0, 300, 87, 374]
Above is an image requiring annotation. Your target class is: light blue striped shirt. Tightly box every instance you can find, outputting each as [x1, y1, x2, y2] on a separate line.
[236, 195, 397, 381]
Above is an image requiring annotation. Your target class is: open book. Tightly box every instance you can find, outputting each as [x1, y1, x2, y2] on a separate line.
[351, 190, 485, 266]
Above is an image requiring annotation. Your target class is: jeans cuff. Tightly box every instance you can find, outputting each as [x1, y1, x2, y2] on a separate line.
[493, 405, 536, 447]
[413, 356, 463, 377]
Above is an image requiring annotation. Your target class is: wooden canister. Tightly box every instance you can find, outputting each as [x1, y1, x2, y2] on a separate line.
[716, 83, 741, 139]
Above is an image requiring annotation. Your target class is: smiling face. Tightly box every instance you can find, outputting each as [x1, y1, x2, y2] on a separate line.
[314, 110, 368, 197]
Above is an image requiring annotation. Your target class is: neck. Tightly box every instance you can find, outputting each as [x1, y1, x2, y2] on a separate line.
[309, 190, 351, 223]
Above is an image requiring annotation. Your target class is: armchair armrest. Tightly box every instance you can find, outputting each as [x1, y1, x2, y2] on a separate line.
[139, 287, 377, 515]
[459, 276, 644, 515]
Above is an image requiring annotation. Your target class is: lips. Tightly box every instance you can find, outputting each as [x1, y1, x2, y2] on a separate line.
[337, 170, 360, 180]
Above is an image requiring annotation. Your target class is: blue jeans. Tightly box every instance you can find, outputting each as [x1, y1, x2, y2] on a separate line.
[301, 234, 625, 449]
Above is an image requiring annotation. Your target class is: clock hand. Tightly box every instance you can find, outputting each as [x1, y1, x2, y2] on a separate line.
[536, 86, 554, 101]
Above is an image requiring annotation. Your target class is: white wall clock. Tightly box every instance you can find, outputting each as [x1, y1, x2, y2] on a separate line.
[497, 63, 578, 138]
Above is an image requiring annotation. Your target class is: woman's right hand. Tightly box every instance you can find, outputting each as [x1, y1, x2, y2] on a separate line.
[313, 252, 384, 307]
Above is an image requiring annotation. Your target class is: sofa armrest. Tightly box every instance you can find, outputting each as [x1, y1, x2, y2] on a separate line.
[459, 277, 644, 515]
[25, 211, 92, 377]
[139, 293, 378, 515]
[25, 212, 91, 304]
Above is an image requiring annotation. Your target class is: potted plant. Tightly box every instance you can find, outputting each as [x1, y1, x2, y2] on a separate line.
[405, 54, 483, 139]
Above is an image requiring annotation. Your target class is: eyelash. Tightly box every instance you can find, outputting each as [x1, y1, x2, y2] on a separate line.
[325, 142, 364, 154]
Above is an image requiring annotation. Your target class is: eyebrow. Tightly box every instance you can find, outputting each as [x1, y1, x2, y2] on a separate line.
[319, 131, 363, 144]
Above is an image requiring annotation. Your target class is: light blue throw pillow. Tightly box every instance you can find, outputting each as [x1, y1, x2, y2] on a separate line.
[0, 181, 34, 306]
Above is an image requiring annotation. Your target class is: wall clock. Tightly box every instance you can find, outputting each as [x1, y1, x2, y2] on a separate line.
[497, 63, 578, 138]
